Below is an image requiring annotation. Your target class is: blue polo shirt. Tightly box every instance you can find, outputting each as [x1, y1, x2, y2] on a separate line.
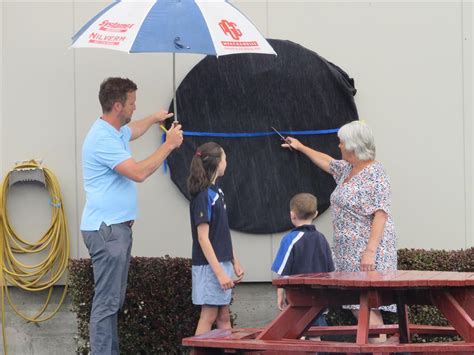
[80, 118, 137, 231]
[272, 225, 335, 276]
[190, 185, 233, 266]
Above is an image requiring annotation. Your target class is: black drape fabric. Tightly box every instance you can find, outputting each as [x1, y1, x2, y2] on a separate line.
[164, 39, 358, 234]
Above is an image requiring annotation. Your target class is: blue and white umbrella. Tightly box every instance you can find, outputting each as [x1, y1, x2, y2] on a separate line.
[72, 0, 276, 120]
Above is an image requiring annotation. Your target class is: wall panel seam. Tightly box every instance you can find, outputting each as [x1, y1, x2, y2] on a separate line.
[72, 0, 80, 258]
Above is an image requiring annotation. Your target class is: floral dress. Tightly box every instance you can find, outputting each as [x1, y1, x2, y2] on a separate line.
[329, 159, 397, 311]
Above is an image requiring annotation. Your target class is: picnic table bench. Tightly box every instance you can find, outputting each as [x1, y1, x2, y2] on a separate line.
[183, 270, 474, 354]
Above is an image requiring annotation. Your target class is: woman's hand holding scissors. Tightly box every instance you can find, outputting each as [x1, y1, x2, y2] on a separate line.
[281, 136, 302, 151]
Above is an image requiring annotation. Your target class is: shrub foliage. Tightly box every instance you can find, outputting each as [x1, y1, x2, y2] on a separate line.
[397, 247, 473, 342]
[69, 256, 200, 354]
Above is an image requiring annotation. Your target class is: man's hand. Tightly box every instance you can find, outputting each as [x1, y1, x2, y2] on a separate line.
[165, 123, 183, 149]
[152, 110, 174, 123]
[129, 111, 174, 141]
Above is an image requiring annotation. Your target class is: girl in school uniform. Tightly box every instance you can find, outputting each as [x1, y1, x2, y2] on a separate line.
[187, 142, 244, 335]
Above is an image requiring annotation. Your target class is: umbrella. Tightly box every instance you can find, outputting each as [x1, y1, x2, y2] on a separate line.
[71, 0, 277, 121]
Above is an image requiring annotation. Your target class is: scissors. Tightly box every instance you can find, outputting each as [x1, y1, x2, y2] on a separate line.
[271, 127, 293, 151]
[159, 121, 180, 133]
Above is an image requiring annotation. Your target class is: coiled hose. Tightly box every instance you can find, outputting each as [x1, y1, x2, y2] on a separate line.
[0, 160, 70, 354]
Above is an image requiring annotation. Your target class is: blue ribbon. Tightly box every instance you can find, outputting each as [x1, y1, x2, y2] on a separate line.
[181, 128, 339, 138]
[161, 128, 339, 173]
[161, 133, 169, 174]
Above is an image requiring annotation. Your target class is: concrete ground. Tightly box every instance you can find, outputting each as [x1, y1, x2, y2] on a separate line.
[232, 282, 279, 328]
[0, 287, 76, 355]
[0, 283, 277, 354]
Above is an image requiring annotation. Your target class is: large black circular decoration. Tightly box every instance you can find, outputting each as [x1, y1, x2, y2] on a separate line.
[164, 39, 357, 234]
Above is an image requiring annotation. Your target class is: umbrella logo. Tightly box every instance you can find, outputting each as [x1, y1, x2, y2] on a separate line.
[98, 20, 134, 33]
[219, 20, 242, 40]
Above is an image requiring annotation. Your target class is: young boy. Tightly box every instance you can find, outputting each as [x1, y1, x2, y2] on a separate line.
[271, 193, 334, 326]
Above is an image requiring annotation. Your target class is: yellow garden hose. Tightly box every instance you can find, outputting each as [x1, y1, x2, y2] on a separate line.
[0, 160, 70, 354]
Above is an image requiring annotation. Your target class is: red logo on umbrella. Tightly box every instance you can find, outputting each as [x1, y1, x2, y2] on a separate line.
[219, 20, 242, 40]
[98, 20, 134, 33]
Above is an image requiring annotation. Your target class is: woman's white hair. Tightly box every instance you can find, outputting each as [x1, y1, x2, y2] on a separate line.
[337, 121, 376, 161]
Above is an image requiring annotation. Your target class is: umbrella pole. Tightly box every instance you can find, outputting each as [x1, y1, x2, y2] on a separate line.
[173, 52, 178, 123]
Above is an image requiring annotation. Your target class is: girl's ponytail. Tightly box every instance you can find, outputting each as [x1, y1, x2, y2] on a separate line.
[187, 142, 223, 197]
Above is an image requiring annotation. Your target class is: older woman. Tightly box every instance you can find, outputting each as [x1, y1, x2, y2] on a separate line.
[283, 120, 397, 342]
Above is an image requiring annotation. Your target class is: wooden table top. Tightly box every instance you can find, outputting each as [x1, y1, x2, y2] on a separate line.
[273, 270, 474, 288]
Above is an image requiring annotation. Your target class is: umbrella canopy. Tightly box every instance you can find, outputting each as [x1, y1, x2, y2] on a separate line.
[72, 0, 276, 120]
[72, 0, 276, 56]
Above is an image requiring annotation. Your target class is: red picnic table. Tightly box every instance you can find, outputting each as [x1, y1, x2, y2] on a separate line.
[183, 270, 474, 354]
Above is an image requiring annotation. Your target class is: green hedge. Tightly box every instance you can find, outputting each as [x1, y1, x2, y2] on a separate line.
[397, 247, 473, 342]
[69, 256, 200, 354]
[69, 248, 474, 352]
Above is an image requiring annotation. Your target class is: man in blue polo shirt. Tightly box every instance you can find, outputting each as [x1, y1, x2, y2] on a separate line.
[81, 77, 183, 355]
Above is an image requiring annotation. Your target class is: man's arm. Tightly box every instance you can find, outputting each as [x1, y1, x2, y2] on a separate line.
[115, 124, 183, 182]
[128, 110, 173, 141]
